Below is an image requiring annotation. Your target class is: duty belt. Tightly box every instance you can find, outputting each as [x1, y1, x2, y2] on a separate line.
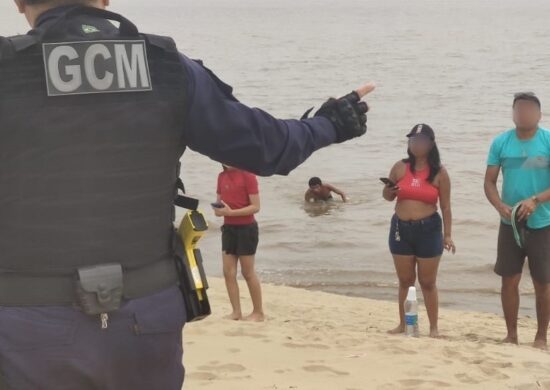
[0, 258, 178, 306]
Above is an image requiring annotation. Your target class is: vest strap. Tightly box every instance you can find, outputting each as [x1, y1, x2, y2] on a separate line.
[175, 178, 199, 211]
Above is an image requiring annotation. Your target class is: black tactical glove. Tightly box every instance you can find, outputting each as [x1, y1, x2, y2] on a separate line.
[302, 91, 369, 143]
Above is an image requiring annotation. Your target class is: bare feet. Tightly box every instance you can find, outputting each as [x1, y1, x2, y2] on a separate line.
[387, 325, 405, 335]
[533, 339, 548, 351]
[224, 312, 242, 321]
[243, 312, 265, 322]
[501, 335, 519, 345]
[429, 328, 440, 338]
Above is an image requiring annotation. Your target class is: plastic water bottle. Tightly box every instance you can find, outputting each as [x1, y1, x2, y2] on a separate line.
[404, 286, 419, 337]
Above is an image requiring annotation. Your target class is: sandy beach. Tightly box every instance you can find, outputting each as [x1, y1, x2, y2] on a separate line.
[184, 278, 550, 390]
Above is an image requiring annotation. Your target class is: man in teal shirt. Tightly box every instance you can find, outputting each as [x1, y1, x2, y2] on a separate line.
[485, 92, 550, 350]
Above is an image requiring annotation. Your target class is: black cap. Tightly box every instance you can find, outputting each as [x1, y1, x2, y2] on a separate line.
[406, 124, 435, 140]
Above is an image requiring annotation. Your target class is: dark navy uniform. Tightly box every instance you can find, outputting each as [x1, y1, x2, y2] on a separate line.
[0, 5, 369, 390]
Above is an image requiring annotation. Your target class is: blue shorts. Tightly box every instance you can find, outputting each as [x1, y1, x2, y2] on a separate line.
[389, 213, 444, 258]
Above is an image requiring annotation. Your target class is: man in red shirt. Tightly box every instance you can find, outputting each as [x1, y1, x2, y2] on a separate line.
[214, 165, 263, 321]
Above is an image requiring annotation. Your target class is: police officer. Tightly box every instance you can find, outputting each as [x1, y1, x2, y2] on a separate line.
[0, 0, 375, 388]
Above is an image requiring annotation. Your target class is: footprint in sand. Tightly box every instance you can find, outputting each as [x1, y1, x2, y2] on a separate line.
[487, 361, 513, 369]
[464, 333, 480, 342]
[442, 346, 462, 359]
[274, 368, 294, 375]
[227, 348, 241, 353]
[455, 373, 481, 385]
[478, 365, 510, 380]
[522, 361, 543, 369]
[302, 365, 349, 376]
[187, 372, 218, 381]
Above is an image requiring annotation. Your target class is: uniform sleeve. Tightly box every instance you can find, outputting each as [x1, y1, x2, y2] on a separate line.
[244, 173, 259, 195]
[179, 54, 337, 177]
[487, 137, 502, 166]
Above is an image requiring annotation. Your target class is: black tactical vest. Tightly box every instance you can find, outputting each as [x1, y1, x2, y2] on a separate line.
[0, 7, 187, 285]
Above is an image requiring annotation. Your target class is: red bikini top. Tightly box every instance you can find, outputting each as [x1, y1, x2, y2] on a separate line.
[397, 163, 439, 205]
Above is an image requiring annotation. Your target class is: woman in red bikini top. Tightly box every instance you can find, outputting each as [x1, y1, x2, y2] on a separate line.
[382, 124, 455, 339]
[384, 124, 454, 242]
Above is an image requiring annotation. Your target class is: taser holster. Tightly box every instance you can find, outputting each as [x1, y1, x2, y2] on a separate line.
[175, 210, 211, 322]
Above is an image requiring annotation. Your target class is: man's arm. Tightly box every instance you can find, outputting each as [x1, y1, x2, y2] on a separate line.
[326, 184, 347, 202]
[180, 55, 373, 176]
[484, 165, 511, 221]
[535, 189, 550, 203]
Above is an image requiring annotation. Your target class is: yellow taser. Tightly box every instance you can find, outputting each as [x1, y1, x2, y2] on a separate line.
[176, 210, 211, 322]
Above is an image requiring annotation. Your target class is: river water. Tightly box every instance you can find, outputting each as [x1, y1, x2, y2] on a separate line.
[2, 0, 550, 315]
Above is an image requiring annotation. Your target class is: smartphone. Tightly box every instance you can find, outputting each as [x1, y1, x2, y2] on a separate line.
[379, 177, 397, 188]
[211, 202, 224, 209]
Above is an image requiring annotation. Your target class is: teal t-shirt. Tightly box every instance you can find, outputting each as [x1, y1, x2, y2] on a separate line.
[487, 128, 550, 229]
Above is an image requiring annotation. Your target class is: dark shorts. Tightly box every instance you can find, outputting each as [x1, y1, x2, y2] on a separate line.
[222, 223, 259, 256]
[495, 223, 550, 284]
[389, 213, 444, 258]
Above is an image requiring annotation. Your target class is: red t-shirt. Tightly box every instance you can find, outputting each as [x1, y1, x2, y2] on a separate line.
[217, 169, 259, 225]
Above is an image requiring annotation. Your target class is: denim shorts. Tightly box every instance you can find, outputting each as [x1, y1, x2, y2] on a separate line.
[389, 213, 444, 258]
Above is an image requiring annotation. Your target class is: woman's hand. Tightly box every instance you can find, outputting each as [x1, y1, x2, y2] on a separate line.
[214, 201, 233, 217]
[444, 236, 456, 254]
[383, 184, 400, 201]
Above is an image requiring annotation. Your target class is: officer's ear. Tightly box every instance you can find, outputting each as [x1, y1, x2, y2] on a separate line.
[14, 0, 25, 14]
[102, 0, 110, 7]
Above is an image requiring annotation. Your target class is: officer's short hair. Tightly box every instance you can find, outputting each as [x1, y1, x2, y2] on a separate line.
[22, 0, 95, 5]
